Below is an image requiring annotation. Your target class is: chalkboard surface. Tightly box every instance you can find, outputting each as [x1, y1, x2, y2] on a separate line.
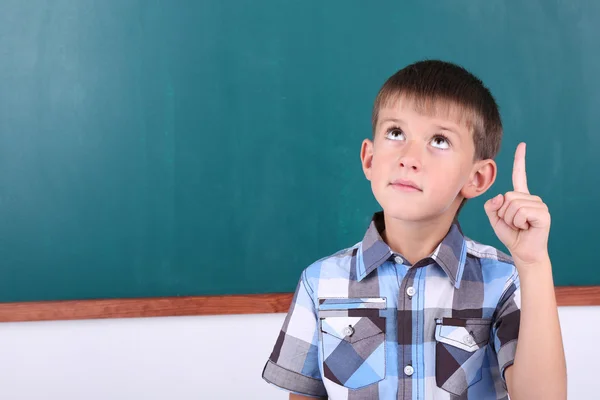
[1, 1, 598, 302]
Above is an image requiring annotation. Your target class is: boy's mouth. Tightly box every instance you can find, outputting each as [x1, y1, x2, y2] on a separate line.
[390, 178, 422, 192]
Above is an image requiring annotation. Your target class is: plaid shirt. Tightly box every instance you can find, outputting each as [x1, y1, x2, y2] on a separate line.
[263, 212, 521, 399]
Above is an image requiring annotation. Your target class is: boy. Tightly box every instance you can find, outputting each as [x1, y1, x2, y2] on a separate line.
[262, 60, 567, 399]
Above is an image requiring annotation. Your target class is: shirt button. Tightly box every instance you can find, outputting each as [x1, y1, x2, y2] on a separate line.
[343, 326, 354, 337]
[394, 256, 404, 264]
[406, 286, 416, 297]
[404, 365, 414, 376]
[464, 335, 475, 346]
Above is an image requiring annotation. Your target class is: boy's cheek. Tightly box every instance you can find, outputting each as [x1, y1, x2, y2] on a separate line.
[367, 165, 386, 184]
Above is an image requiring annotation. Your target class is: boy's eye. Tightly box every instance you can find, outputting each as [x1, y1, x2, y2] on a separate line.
[385, 128, 405, 141]
[431, 135, 450, 149]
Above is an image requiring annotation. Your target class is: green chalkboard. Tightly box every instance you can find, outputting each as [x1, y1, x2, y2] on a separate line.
[0, 1, 598, 303]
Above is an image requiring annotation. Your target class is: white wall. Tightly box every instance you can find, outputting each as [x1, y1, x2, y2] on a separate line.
[0, 307, 597, 400]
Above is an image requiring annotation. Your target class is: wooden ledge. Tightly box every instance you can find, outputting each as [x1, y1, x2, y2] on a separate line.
[0, 286, 598, 322]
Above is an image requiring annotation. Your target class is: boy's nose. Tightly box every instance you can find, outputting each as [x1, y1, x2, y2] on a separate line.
[399, 158, 420, 170]
[399, 145, 422, 171]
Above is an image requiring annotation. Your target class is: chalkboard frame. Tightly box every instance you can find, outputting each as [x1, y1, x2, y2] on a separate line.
[2, 1, 600, 309]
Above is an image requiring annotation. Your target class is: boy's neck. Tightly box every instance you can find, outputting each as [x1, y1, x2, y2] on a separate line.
[381, 211, 457, 266]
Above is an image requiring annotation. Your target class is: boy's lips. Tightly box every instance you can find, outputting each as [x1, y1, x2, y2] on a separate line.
[390, 178, 422, 192]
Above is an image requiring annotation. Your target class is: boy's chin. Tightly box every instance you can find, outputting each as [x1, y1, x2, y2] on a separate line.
[381, 207, 430, 222]
[381, 204, 445, 223]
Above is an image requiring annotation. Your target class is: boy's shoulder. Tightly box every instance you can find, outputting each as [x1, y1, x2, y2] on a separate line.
[464, 235, 515, 265]
[300, 243, 359, 284]
[306, 243, 359, 270]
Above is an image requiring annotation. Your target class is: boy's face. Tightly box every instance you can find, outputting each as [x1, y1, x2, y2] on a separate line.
[361, 97, 496, 223]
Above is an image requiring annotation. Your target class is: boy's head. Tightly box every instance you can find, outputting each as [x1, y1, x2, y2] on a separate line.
[361, 60, 502, 223]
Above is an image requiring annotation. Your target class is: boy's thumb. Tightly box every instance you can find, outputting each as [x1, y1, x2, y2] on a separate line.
[484, 194, 503, 223]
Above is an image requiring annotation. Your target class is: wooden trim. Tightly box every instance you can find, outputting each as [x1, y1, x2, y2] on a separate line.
[555, 286, 600, 306]
[0, 286, 598, 322]
[0, 293, 294, 323]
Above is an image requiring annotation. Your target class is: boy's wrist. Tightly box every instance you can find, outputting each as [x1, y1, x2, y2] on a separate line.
[512, 251, 550, 268]
[513, 253, 554, 283]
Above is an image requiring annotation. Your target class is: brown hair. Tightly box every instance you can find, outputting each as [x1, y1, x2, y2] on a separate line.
[372, 60, 503, 161]
[372, 60, 503, 215]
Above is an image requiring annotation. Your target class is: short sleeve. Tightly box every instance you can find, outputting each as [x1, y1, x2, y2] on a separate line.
[262, 270, 327, 398]
[492, 269, 521, 386]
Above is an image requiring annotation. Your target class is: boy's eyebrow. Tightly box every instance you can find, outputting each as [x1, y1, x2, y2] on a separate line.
[378, 117, 405, 126]
[433, 123, 462, 137]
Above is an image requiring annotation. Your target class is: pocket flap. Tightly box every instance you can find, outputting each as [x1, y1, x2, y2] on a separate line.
[321, 316, 385, 343]
[435, 318, 491, 353]
[318, 297, 387, 311]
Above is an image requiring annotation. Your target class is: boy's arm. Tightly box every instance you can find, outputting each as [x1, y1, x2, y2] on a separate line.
[262, 271, 327, 398]
[484, 143, 567, 400]
[504, 257, 566, 400]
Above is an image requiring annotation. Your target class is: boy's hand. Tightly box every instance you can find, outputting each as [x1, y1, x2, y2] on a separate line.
[484, 142, 551, 267]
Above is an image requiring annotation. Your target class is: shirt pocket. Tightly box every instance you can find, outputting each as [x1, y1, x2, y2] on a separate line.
[318, 298, 387, 390]
[434, 317, 491, 396]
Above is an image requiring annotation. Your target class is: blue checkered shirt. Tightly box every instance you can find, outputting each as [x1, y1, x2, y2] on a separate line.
[263, 212, 521, 399]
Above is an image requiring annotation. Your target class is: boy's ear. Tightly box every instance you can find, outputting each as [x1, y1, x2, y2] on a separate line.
[461, 159, 497, 199]
[360, 139, 374, 181]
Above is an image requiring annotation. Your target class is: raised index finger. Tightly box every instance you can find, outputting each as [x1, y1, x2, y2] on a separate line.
[512, 142, 529, 194]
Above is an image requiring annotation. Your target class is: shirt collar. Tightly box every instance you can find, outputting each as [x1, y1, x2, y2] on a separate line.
[356, 212, 467, 289]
